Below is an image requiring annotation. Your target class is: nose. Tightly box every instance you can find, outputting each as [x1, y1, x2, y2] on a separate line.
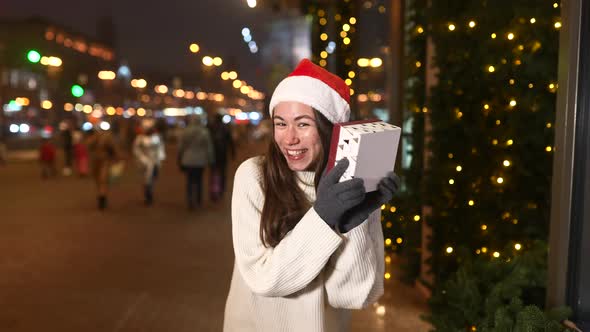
[285, 126, 300, 145]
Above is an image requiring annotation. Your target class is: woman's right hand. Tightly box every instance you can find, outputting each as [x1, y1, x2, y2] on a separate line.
[314, 158, 366, 229]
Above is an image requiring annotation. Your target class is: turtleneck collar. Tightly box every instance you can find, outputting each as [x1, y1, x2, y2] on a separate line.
[296, 170, 316, 188]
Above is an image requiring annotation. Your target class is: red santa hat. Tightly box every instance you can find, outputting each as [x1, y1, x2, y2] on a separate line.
[269, 59, 350, 124]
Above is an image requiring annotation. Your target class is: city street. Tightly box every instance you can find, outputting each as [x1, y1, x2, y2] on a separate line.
[0, 141, 429, 332]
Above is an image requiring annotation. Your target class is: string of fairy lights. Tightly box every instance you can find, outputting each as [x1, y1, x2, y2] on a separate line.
[374, 1, 563, 293]
[412, 2, 561, 262]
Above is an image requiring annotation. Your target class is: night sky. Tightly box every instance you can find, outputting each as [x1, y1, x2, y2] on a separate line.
[1, 0, 275, 89]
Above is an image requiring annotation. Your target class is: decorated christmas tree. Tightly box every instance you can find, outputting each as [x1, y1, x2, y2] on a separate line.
[419, 0, 564, 329]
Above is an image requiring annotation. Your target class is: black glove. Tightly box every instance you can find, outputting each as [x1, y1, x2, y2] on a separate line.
[314, 158, 366, 229]
[338, 172, 400, 233]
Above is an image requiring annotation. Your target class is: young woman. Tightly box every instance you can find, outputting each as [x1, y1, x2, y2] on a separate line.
[223, 59, 399, 332]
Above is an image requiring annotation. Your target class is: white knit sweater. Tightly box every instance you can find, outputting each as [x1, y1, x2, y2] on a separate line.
[223, 157, 384, 332]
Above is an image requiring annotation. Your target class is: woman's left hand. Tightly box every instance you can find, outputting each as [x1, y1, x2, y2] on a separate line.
[338, 172, 400, 233]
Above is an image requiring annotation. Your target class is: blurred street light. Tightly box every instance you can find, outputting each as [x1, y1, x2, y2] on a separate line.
[202, 56, 214, 66]
[247, 0, 256, 8]
[189, 43, 200, 53]
[98, 70, 116, 80]
[131, 78, 147, 88]
[27, 50, 41, 63]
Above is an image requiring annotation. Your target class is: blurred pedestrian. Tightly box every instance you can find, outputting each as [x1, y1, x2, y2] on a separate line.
[223, 59, 399, 331]
[86, 127, 119, 210]
[39, 137, 57, 179]
[207, 113, 235, 201]
[178, 115, 214, 210]
[61, 122, 74, 176]
[73, 130, 89, 177]
[133, 124, 165, 206]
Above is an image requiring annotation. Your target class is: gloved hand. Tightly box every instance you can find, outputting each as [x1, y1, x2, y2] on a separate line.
[314, 158, 366, 229]
[338, 172, 400, 233]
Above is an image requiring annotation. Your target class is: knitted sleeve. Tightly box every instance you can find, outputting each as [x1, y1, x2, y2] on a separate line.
[231, 157, 343, 297]
[323, 210, 385, 309]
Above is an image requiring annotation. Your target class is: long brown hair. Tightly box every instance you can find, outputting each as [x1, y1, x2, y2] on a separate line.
[259, 109, 334, 247]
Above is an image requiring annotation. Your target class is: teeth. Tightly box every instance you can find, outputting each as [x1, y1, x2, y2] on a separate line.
[287, 149, 306, 156]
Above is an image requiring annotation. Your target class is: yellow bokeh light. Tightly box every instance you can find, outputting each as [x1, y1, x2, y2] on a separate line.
[547, 123, 552, 128]
[497, 177, 504, 184]
[349, 17, 357, 24]
[106, 106, 116, 115]
[189, 43, 200, 53]
[64, 103, 74, 112]
[342, 23, 350, 32]
[456, 165, 462, 172]
[493, 252, 500, 258]
[496, 120, 501, 125]
[385, 256, 391, 263]
[484, 104, 490, 110]
[481, 225, 488, 230]
[530, 18, 536, 24]
[345, 78, 352, 86]
[340, 31, 347, 38]
[202, 56, 213, 66]
[509, 79, 515, 85]
[343, 37, 351, 45]
[349, 88, 354, 95]
[448, 153, 454, 158]
[416, 61, 422, 68]
[507, 139, 514, 146]
[507, 32, 515, 40]
[553, 2, 559, 8]
[396, 238, 403, 244]
[384, 273, 391, 279]
[390, 206, 396, 213]
[213, 57, 223, 66]
[448, 23, 456, 31]
[319, 18, 327, 25]
[320, 51, 328, 59]
[546, 146, 553, 152]
[503, 160, 511, 167]
[414, 215, 421, 222]
[509, 99, 517, 107]
[468, 200, 475, 206]
[41, 100, 52, 109]
[319, 59, 327, 67]
[515, 243, 522, 250]
[317, 9, 325, 17]
[482, 247, 488, 253]
[554, 22, 562, 29]
[320, 33, 328, 41]
[221, 72, 229, 80]
[381, 204, 386, 210]
[468, 21, 476, 28]
[334, 14, 341, 21]
[491, 33, 497, 39]
[446, 247, 454, 254]
[232, 80, 242, 89]
[416, 26, 424, 34]
[348, 71, 355, 78]
[370, 58, 383, 67]
[385, 238, 392, 246]
[488, 65, 495, 73]
[449, 179, 455, 185]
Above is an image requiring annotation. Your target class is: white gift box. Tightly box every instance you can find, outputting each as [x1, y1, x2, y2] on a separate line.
[327, 119, 401, 192]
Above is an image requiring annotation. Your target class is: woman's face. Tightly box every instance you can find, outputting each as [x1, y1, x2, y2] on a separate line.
[273, 102, 322, 172]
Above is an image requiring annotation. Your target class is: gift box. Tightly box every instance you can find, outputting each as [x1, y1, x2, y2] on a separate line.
[327, 119, 401, 192]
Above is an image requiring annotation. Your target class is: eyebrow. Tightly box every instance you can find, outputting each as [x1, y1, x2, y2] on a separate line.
[273, 115, 315, 121]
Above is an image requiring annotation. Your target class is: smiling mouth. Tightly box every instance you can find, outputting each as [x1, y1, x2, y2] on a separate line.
[286, 149, 308, 156]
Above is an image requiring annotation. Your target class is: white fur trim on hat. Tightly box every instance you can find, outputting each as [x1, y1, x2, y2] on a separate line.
[269, 76, 350, 124]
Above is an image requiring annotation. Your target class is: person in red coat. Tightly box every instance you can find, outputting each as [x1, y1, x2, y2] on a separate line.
[39, 138, 57, 178]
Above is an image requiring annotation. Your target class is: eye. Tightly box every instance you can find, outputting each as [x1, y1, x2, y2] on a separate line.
[273, 121, 286, 127]
[297, 122, 311, 127]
